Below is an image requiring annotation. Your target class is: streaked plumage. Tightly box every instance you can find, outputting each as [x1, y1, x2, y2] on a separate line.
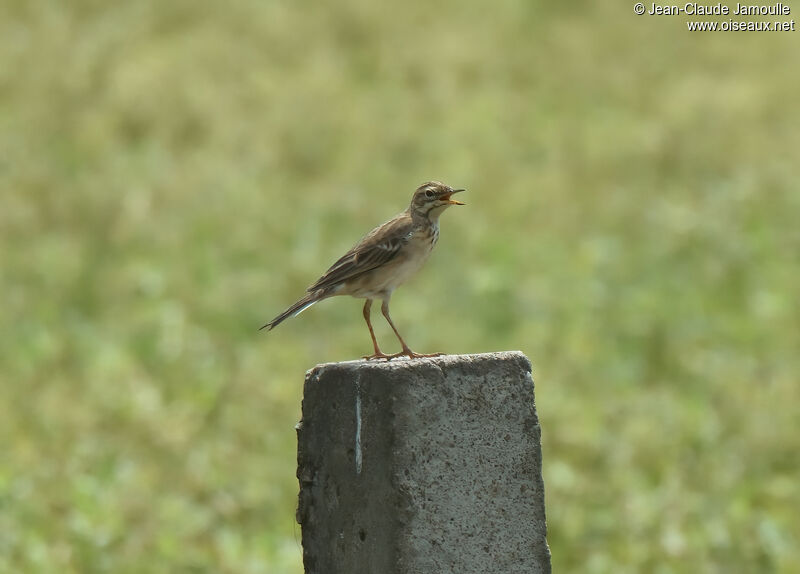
[261, 181, 465, 359]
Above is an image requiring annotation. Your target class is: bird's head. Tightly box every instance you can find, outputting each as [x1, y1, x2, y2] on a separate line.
[409, 181, 465, 221]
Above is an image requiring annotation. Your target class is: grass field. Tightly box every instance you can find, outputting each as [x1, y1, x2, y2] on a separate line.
[1, 1, 798, 572]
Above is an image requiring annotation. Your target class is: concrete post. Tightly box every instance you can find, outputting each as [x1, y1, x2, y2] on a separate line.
[296, 351, 550, 574]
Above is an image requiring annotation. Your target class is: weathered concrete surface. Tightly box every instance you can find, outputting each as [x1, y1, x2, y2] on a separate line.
[296, 351, 550, 574]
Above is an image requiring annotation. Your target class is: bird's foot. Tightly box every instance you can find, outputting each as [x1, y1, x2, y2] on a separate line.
[386, 348, 444, 360]
[362, 352, 393, 361]
[363, 348, 444, 361]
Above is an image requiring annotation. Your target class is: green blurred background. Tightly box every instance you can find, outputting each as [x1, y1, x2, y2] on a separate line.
[1, 1, 798, 572]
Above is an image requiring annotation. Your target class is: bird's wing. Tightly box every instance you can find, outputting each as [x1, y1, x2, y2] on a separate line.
[307, 214, 413, 292]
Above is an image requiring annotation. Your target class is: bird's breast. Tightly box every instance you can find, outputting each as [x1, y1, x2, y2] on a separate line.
[344, 224, 439, 298]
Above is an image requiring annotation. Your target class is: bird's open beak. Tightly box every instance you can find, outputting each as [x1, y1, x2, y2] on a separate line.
[445, 189, 466, 205]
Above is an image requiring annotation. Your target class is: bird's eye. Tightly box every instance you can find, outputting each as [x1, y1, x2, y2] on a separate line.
[425, 190, 434, 198]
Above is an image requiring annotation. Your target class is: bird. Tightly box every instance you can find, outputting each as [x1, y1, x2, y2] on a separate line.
[261, 181, 465, 360]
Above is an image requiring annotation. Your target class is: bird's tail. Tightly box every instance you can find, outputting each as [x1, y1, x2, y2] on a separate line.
[260, 290, 328, 331]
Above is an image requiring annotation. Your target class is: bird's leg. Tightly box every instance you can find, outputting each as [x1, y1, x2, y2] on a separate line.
[380, 298, 443, 359]
[362, 299, 391, 360]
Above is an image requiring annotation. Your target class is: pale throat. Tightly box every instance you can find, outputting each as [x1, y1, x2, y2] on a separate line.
[416, 203, 449, 224]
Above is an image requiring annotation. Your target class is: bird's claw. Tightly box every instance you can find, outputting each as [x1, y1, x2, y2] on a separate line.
[363, 349, 444, 361]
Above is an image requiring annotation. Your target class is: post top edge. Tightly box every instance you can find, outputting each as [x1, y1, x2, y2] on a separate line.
[306, 351, 531, 375]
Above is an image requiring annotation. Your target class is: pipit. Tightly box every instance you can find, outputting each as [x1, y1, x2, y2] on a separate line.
[261, 181, 465, 359]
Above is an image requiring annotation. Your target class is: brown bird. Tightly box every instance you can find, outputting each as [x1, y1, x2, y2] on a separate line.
[261, 181, 465, 359]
